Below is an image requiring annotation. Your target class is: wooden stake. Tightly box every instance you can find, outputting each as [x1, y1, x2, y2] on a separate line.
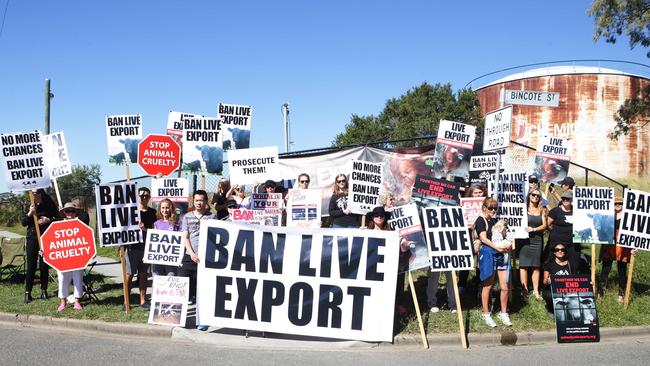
[28, 192, 44, 251]
[407, 272, 429, 349]
[451, 270, 468, 349]
[201, 174, 206, 190]
[361, 215, 366, 228]
[624, 255, 635, 310]
[591, 244, 597, 295]
[121, 163, 132, 313]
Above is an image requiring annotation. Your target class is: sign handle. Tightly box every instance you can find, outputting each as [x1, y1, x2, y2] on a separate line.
[407, 271, 428, 349]
[591, 244, 597, 295]
[361, 215, 366, 228]
[451, 270, 468, 349]
[121, 162, 132, 313]
[201, 174, 206, 190]
[52, 178, 63, 207]
[624, 255, 635, 309]
[28, 191, 44, 252]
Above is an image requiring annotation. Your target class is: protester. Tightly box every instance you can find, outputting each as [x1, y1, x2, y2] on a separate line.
[124, 187, 156, 309]
[21, 189, 59, 303]
[152, 198, 181, 276]
[599, 196, 638, 303]
[462, 183, 488, 291]
[297, 173, 310, 189]
[328, 173, 361, 228]
[71, 196, 91, 225]
[517, 188, 547, 299]
[542, 242, 574, 313]
[466, 184, 488, 198]
[56, 202, 85, 311]
[550, 176, 575, 204]
[476, 198, 513, 327]
[546, 190, 583, 272]
[378, 191, 395, 210]
[264, 179, 277, 193]
[427, 270, 456, 313]
[225, 199, 238, 219]
[212, 178, 233, 219]
[527, 175, 548, 207]
[232, 184, 250, 209]
[179, 190, 214, 331]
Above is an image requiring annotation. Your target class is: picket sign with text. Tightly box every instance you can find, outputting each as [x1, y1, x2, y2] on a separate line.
[421, 206, 474, 271]
[617, 188, 650, 252]
[286, 188, 323, 228]
[148, 276, 190, 327]
[166, 111, 199, 137]
[387, 203, 431, 272]
[217, 103, 252, 150]
[483, 106, 512, 153]
[347, 159, 383, 214]
[573, 187, 615, 245]
[488, 171, 529, 239]
[534, 136, 572, 184]
[251, 193, 283, 226]
[232, 209, 265, 225]
[0, 131, 52, 192]
[196, 220, 400, 342]
[182, 116, 223, 175]
[143, 229, 184, 267]
[150, 177, 189, 203]
[95, 182, 142, 247]
[105, 114, 142, 166]
[460, 197, 485, 229]
[228, 146, 280, 185]
[43, 131, 72, 178]
[432, 120, 476, 178]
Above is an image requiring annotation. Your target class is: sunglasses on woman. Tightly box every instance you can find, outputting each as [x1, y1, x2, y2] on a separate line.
[552, 248, 566, 253]
[336, 180, 346, 184]
[530, 193, 540, 198]
[486, 206, 497, 211]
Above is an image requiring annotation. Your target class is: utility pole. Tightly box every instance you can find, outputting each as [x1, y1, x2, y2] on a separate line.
[282, 103, 290, 152]
[44, 79, 53, 134]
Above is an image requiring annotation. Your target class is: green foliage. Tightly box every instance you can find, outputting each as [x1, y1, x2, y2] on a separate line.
[332, 82, 482, 148]
[0, 193, 29, 226]
[608, 85, 650, 140]
[56, 164, 102, 205]
[588, 0, 650, 57]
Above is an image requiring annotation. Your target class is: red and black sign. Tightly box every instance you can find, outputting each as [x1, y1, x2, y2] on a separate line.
[551, 275, 600, 343]
[412, 174, 460, 205]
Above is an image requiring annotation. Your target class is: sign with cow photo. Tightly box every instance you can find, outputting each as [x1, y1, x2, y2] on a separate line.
[105, 114, 143, 166]
[217, 103, 251, 150]
[181, 116, 223, 175]
[573, 187, 615, 245]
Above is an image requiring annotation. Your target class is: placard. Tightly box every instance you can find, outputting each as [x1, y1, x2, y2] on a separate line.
[106, 114, 142, 166]
[573, 187, 615, 244]
[0, 131, 52, 192]
[551, 275, 599, 343]
[151, 177, 189, 203]
[143, 229, 184, 267]
[432, 120, 475, 178]
[218, 103, 252, 150]
[251, 193, 283, 226]
[387, 203, 431, 272]
[618, 188, 650, 251]
[411, 174, 460, 207]
[95, 182, 142, 247]
[196, 220, 399, 342]
[422, 206, 474, 271]
[488, 171, 528, 239]
[483, 106, 512, 153]
[460, 197, 485, 229]
[181, 116, 223, 174]
[468, 153, 500, 187]
[166, 111, 199, 137]
[43, 131, 72, 178]
[286, 188, 323, 228]
[347, 159, 383, 214]
[232, 209, 265, 225]
[533, 136, 572, 184]
[148, 276, 189, 327]
[228, 146, 280, 185]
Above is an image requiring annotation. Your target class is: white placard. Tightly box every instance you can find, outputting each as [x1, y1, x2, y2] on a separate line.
[573, 187, 615, 245]
[504, 89, 560, 107]
[105, 114, 142, 166]
[150, 177, 189, 203]
[95, 182, 142, 247]
[228, 146, 280, 185]
[488, 171, 529, 239]
[196, 220, 399, 342]
[181, 116, 223, 175]
[143, 229, 185, 267]
[166, 111, 199, 137]
[617, 189, 650, 252]
[0, 131, 52, 192]
[483, 106, 512, 153]
[347, 159, 383, 214]
[218, 103, 252, 150]
[422, 206, 474, 271]
[387, 203, 431, 272]
[148, 276, 189, 327]
[533, 136, 572, 184]
[43, 131, 72, 178]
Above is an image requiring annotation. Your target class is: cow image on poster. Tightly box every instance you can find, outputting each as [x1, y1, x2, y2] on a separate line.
[119, 138, 140, 164]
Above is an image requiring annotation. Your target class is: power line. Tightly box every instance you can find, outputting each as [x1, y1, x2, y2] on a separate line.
[0, 0, 9, 42]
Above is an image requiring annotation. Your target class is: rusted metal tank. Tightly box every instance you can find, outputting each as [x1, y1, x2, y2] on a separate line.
[474, 66, 650, 179]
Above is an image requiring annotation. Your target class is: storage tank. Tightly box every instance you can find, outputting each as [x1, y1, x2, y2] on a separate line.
[473, 65, 650, 179]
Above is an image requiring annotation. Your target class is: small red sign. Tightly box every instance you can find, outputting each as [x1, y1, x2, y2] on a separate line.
[138, 134, 181, 177]
[41, 219, 96, 272]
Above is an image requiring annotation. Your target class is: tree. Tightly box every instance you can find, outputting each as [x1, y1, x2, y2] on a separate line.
[56, 164, 102, 205]
[332, 82, 482, 148]
[589, 0, 650, 140]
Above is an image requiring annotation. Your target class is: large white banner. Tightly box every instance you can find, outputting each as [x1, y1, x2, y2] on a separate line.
[95, 182, 142, 247]
[422, 206, 474, 271]
[143, 229, 184, 267]
[217, 103, 252, 150]
[483, 106, 512, 153]
[0, 131, 52, 192]
[228, 146, 280, 185]
[149, 276, 189, 327]
[197, 221, 399, 342]
[618, 189, 650, 252]
[347, 159, 383, 215]
[43, 131, 72, 178]
[182, 116, 223, 175]
[150, 177, 189, 203]
[105, 114, 142, 166]
[286, 188, 323, 228]
[573, 187, 615, 245]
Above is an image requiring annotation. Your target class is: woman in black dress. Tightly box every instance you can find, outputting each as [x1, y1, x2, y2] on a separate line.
[518, 188, 547, 299]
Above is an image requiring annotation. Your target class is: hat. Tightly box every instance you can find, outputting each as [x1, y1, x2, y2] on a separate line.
[264, 180, 276, 189]
[226, 199, 238, 208]
[528, 174, 539, 183]
[59, 202, 79, 215]
[615, 196, 623, 204]
[559, 177, 575, 187]
[560, 190, 573, 200]
[366, 206, 392, 221]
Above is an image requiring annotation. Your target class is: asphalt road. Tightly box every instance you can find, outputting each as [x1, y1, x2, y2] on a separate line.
[1, 324, 648, 366]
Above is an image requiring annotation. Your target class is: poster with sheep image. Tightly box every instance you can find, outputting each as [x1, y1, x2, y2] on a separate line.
[181, 116, 224, 175]
[573, 187, 615, 245]
[217, 103, 251, 150]
[105, 114, 143, 166]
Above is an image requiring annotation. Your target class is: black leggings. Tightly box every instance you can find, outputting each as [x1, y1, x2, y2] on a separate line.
[600, 260, 628, 296]
[25, 234, 49, 293]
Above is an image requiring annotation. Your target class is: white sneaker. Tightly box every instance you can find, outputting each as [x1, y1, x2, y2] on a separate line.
[497, 312, 512, 326]
[430, 306, 440, 313]
[451, 309, 457, 314]
[482, 313, 497, 328]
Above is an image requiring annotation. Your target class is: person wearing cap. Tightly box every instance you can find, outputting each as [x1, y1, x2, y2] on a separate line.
[328, 173, 361, 228]
[550, 176, 575, 204]
[263, 179, 277, 193]
[225, 199, 238, 220]
[527, 175, 548, 207]
[56, 202, 85, 311]
[546, 190, 583, 272]
[599, 196, 638, 303]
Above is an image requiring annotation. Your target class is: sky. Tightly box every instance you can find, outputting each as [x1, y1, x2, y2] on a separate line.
[0, 0, 649, 193]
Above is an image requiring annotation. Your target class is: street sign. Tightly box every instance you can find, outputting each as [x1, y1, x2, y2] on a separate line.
[138, 134, 181, 176]
[41, 219, 96, 272]
[503, 89, 560, 107]
[483, 106, 512, 153]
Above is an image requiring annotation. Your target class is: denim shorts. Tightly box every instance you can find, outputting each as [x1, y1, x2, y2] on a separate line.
[495, 253, 509, 270]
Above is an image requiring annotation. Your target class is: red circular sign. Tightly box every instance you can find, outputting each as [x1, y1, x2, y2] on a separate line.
[41, 219, 96, 272]
[138, 134, 181, 177]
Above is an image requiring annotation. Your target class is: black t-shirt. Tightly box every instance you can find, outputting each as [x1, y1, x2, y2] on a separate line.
[211, 194, 229, 220]
[474, 216, 496, 242]
[132, 207, 157, 250]
[543, 260, 572, 277]
[548, 206, 573, 245]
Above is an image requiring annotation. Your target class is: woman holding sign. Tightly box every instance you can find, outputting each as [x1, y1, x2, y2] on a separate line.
[153, 199, 181, 276]
[542, 242, 574, 313]
[476, 198, 513, 327]
[21, 189, 59, 303]
[518, 188, 547, 300]
[328, 174, 361, 228]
